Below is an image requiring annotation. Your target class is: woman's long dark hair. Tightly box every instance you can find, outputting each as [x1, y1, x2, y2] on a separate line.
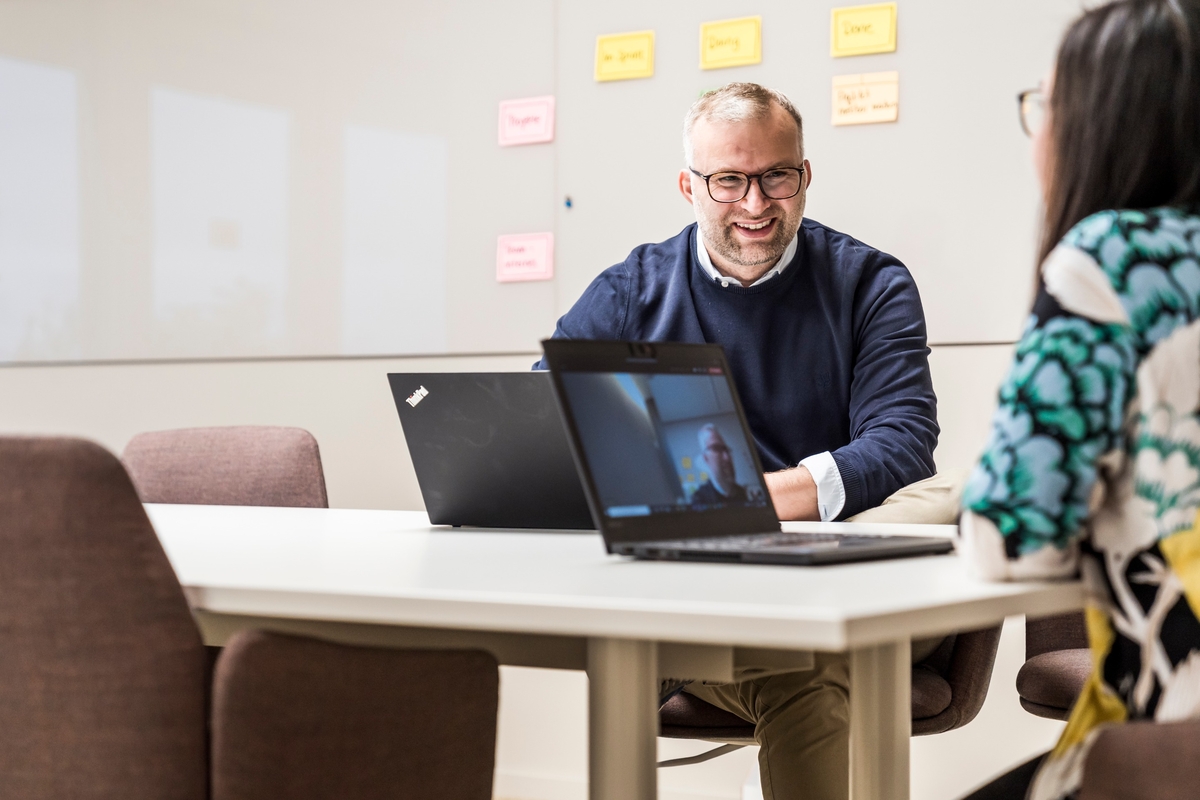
[1040, 0, 1200, 263]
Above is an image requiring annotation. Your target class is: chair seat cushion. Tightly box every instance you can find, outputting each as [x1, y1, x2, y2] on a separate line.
[660, 667, 955, 740]
[911, 667, 953, 720]
[1016, 649, 1091, 713]
[660, 691, 751, 730]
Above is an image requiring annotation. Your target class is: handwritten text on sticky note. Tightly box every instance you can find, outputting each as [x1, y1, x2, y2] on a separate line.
[498, 96, 555, 146]
[497, 233, 554, 282]
[832, 72, 899, 126]
[595, 30, 655, 82]
[700, 16, 762, 70]
[831, 3, 897, 57]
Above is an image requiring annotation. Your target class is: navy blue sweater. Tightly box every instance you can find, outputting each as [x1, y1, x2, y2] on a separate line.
[535, 220, 938, 518]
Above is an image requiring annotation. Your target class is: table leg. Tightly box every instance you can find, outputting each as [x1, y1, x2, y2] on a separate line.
[587, 637, 658, 800]
[850, 639, 911, 800]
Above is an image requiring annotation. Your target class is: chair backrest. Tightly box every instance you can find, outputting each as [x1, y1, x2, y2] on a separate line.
[1026, 611, 1089, 659]
[0, 437, 208, 800]
[211, 630, 500, 800]
[122, 425, 328, 507]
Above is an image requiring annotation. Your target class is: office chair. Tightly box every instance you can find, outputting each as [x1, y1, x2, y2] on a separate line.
[123, 424, 330, 682]
[0, 437, 208, 799]
[658, 625, 1003, 767]
[1077, 719, 1200, 800]
[1017, 612, 1090, 719]
[122, 425, 328, 507]
[211, 630, 500, 800]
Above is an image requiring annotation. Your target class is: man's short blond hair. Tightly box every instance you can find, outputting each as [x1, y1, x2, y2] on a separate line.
[683, 82, 805, 166]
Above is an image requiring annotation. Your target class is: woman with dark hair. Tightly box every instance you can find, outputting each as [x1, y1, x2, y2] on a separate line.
[960, 0, 1200, 798]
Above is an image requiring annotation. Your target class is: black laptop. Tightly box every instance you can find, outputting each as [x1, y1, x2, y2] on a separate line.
[387, 372, 594, 529]
[541, 339, 954, 565]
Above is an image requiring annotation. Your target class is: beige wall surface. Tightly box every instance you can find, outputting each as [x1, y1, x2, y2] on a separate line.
[0, 343, 1012, 510]
[0, 351, 532, 509]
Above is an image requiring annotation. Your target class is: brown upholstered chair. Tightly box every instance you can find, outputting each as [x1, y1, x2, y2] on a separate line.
[123, 425, 330, 680]
[211, 630, 500, 800]
[659, 625, 1003, 765]
[1017, 612, 1091, 719]
[122, 425, 328, 507]
[1077, 719, 1200, 800]
[0, 437, 208, 800]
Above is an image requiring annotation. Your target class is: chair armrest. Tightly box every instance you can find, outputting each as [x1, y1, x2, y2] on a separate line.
[911, 625, 1002, 735]
[1078, 720, 1200, 800]
[945, 626, 1003, 723]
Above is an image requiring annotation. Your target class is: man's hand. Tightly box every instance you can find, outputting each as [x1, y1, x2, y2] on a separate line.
[764, 465, 821, 521]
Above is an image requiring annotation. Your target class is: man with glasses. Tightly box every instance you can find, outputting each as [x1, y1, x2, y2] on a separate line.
[691, 423, 747, 505]
[537, 82, 938, 800]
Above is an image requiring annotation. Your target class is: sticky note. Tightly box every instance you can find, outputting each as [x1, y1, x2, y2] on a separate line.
[498, 96, 555, 146]
[700, 16, 762, 70]
[831, 3, 897, 57]
[832, 72, 899, 125]
[595, 30, 655, 82]
[497, 233, 554, 282]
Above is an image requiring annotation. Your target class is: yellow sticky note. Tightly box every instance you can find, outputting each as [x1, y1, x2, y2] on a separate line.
[700, 16, 762, 70]
[832, 71, 899, 126]
[595, 30, 655, 82]
[831, 3, 897, 57]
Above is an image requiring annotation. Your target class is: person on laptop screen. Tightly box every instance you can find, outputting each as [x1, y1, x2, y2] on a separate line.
[690, 424, 748, 506]
[535, 82, 944, 800]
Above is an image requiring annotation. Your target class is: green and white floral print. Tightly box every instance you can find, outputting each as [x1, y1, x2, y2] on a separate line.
[960, 206, 1200, 800]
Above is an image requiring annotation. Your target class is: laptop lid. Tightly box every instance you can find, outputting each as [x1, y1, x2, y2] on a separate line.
[387, 372, 594, 530]
[541, 340, 781, 551]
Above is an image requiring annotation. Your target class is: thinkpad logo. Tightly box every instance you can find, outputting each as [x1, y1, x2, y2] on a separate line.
[405, 385, 429, 408]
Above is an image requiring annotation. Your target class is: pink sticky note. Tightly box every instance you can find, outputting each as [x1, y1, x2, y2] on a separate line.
[497, 232, 554, 282]
[498, 95, 555, 146]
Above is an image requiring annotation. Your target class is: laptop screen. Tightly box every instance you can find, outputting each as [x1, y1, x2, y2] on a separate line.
[557, 370, 770, 520]
[543, 340, 781, 545]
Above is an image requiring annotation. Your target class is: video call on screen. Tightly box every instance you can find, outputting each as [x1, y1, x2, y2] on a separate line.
[558, 371, 768, 519]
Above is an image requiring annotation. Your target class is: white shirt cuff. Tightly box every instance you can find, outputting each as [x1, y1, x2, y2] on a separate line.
[799, 451, 846, 522]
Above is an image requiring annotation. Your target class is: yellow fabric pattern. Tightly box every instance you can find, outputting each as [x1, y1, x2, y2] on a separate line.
[1161, 517, 1200, 621]
[1050, 607, 1127, 758]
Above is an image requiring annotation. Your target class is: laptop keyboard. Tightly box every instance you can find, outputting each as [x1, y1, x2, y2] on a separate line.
[645, 531, 846, 552]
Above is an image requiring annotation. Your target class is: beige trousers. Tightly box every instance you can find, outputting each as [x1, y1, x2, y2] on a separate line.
[681, 471, 968, 800]
[684, 653, 850, 800]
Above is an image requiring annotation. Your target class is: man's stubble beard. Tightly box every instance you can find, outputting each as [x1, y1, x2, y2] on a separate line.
[700, 204, 803, 270]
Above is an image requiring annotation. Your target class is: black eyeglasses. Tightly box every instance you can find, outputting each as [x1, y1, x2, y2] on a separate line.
[688, 166, 805, 203]
[1017, 88, 1046, 138]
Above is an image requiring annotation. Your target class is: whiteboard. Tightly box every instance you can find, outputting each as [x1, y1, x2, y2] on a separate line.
[0, 0, 1082, 363]
[0, 0, 556, 362]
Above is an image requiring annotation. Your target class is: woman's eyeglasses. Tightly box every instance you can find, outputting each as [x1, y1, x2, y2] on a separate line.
[1017, 88, 1046, 138]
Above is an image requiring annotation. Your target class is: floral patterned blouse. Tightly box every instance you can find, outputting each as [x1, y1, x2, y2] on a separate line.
[961, 206, 1200, 800]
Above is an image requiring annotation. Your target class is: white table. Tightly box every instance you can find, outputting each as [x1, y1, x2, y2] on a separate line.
[148, 504, 1083, 800]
